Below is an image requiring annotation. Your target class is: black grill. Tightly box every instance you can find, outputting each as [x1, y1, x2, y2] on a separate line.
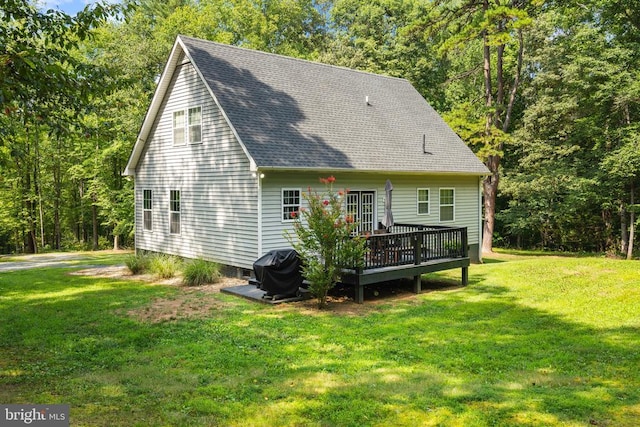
[252, 249, 303, 298]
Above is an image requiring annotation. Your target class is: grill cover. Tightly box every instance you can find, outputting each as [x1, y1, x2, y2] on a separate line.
[253, 249, 302, 296]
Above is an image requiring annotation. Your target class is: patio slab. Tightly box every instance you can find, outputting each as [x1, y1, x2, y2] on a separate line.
[221, 283, 312, 304]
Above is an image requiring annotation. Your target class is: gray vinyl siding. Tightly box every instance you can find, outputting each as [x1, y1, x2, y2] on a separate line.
[134, 62, 258, 269]
[260, 172, 481, 255]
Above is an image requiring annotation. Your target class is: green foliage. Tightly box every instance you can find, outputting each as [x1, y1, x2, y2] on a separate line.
[125, 253, 151, 275]
[498, 5, 640, 251]
[0, 0, 124, 113]
[286, 177, 367, 308]
[323, 0, 448, 109]
[443, 102, 509, 161]
[148, 253, 182, 279]
[182, 258, 221, 286]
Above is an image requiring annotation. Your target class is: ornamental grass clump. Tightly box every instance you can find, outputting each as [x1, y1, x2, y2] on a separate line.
[182, 259, 221, 286]
[286, 176, 367, 309]
[125, 253, 151, 275]
[149, 254, 182, 279]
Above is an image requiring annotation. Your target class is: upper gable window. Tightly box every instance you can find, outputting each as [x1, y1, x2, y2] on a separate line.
[188, 107, 202, 144]
[173, 106, 202, 145]
[173, 110, 185, 145]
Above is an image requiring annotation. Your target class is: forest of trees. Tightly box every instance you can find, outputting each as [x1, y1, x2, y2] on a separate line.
[1, 0, 638, 257]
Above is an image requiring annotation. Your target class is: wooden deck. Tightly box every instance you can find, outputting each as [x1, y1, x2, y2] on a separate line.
[342, 224, 470, 303]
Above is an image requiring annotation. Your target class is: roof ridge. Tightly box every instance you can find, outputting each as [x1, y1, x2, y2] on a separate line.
[177, 34, 408, 83]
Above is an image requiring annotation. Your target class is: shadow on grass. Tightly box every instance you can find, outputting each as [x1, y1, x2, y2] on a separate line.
[480, 257, 506, 264]
[0, 267, 173, 386]
[493, 248, 600, 258]
[258, 289, 639, 426]
[0, 265, 638, 426]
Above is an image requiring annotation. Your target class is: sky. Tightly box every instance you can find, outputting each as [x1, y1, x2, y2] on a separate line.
[40, 0, 102, 16]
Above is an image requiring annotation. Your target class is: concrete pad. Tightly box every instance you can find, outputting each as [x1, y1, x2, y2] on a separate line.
[221, 284, 311, 304]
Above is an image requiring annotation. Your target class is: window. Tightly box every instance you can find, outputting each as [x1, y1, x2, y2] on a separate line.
[173, 106, 202, 145]
[173, 110, 185, 145]
[282, 189, 300, 222]
[188, 107, 202, 144]
[143, 189, 153, 231]
[417, 188, 430, 215]
[170, 190, 181, 234]
[439, 188, 455, 222]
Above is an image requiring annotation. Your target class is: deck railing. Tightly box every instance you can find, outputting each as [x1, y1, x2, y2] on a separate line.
[360, 224, 468, 270]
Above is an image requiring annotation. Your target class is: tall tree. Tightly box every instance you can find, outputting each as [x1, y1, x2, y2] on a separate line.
[421, 0, 536, 254]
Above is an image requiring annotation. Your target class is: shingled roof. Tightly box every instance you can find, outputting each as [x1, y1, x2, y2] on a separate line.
[125, 35, 488, 175]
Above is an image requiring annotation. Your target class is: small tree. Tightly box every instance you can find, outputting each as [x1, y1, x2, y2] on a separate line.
[286, 177, 367, 309]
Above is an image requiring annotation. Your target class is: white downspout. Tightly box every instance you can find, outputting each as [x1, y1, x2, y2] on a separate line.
[478, 176, 483, 263]
[257, 170, 263, 258]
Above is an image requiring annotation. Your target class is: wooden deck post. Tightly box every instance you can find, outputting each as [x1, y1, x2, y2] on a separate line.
[355, 267, 364, 304]
[462, 228, 469, 286]
[413, 233, 422, 294]
[413, 275, 421, 294]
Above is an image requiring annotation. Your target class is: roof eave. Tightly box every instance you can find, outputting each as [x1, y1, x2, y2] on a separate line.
[123, 40, 185, 176]
[256, 165, 490, 176]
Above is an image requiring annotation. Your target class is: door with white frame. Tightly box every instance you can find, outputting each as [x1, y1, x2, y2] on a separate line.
[345, 191, 376, 233]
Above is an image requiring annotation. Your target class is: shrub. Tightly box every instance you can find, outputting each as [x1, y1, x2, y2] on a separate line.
[149, 254, 181, 279]
[125, 253, 151, 275]
[286, 176, 367, 309]
[182, 259, 221, 286]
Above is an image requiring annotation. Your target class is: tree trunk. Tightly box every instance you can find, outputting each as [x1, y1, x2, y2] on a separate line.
[482, 160, 499, 253]
[37, 175, 45, 249]
[621, 203, 628, 254]
[53, 143, 62, 250]
[92, 195, 99, 251]
[24, 171, 37, 254]
[627, 183, 635, 260]
[113, 234, 119, 251]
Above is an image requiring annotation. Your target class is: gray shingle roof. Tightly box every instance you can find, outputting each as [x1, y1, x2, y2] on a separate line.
[180, 35, 488, 174]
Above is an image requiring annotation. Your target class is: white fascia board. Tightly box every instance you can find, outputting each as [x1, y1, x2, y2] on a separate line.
[123, 39, 185, 176]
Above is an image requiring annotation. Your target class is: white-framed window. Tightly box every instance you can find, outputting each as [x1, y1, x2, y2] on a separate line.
[188, 106, 202, 144]
[143, 189, 153, 231]
[173, 106, 202, 145]
[282, 189, 300, 222]
[439, 188, 455, 222]
[173, 110, 185, 145]
[417, 188, 430, 215]
[169, 190, 181, 234]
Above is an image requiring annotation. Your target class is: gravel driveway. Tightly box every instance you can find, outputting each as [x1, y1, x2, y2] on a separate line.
[0, 253, 98, 272]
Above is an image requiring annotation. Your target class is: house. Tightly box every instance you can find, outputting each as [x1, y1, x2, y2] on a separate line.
[124, 35, 489, 298]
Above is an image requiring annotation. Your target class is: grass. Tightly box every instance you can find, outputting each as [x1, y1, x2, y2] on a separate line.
[1, 251, 639, 426]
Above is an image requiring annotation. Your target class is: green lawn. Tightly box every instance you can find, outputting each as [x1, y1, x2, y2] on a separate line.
[0, 252, 638, 426]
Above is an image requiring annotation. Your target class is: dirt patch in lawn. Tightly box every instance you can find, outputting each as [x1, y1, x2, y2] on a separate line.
[70, 265, 461, 320]
[71, 265, 245, 322]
